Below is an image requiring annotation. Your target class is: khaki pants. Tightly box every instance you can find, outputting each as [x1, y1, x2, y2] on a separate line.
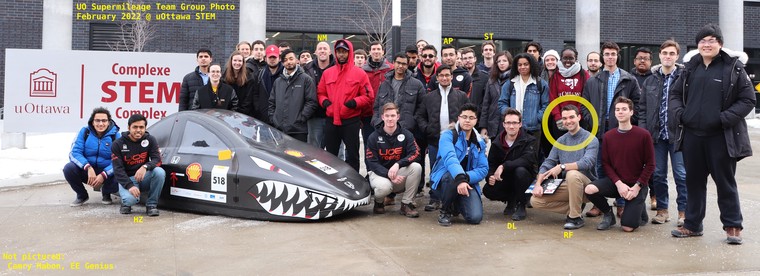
[369, 162, 422, 205]
[530, 170, 591, 218]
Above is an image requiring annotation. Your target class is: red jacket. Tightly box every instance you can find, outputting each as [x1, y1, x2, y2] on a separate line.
[317, 39, 375, 125]
[361, 60, 393, 117]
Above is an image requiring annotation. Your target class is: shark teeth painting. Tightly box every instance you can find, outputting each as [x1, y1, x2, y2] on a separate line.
[247, 180, 370, 220]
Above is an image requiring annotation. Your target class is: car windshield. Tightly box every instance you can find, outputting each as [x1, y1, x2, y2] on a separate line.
[205, 110, 284, 146]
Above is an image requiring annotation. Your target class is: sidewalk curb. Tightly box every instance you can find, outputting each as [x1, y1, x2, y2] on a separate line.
[0, 173, 65, 191]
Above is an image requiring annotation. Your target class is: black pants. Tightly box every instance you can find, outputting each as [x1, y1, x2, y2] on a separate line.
[482, 166, 533, 204]
[682, 132, 743, 232]
[324, 117, 361, 172]
[586, 177, 648, 229]
[289, 133, 308, 143]
[413, 128, 428, 193]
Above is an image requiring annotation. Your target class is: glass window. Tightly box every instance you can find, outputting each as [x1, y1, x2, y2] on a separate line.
[205, 110, 284, 146]
[444, 37, 531, 64]
[178, 121, 228, 156]
[265, 31, 371, 56]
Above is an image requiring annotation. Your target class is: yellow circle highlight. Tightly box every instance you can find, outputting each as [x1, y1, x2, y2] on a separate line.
[541, 95, 598, 152]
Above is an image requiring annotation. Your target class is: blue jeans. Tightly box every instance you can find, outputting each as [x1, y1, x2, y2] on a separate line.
[436, 172, 483, 224]
[427, 144, 440, 201]
[118, 167, 166, 207]
[307, 117, 325, 149]
[63, 162, 117, 199]
[653, 138, 687, 211]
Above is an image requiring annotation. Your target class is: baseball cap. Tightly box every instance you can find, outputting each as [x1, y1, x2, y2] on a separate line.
[335, 41, 350, 51]
[266, 45, 280, 58]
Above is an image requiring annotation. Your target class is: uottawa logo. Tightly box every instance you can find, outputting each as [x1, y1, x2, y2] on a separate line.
[29, 68, 57, 97]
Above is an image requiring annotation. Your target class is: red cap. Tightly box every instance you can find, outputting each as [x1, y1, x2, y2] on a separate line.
[266, 45, 280, 58]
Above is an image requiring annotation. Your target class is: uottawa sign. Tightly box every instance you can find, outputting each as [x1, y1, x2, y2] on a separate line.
[4, 49, 196, 132]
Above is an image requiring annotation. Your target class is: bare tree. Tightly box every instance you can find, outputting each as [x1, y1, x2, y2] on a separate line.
[344, 0, 413, 49]
[108, 0, 157, 52]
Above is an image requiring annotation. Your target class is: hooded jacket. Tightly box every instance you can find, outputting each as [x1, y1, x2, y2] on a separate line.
[580, 68, 641, 139]
[268, 65, 318, 134]
[430, 123, 488, 194]
[179, 66, 207, 111]
[486, 128, 538, 179]
[69, 119, 121, 179]
[317, 39, 375, 125]
[415, 86, 470, 145]
[362, 59, 393, 118]
[111, 132, 162, 190]
[245, 58, 266, 80]
[669, 48, 755, 160]
[371, 70, 425, 131]
[191, 81, 239, 111]
[364, 122, 420, 178]
[638, 63, 684, 139]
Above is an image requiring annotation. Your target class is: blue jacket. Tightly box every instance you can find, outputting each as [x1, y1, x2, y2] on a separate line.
[68, 122, 121, 177]
[430, 124, 489, 194]
[497, 76, 549, 132]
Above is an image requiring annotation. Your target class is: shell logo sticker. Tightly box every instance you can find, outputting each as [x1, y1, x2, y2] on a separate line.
[285, 150, 304, 158]
[186, 163, 202, 182]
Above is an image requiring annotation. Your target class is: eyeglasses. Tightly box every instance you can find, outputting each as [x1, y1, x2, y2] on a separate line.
[635, 57, 651, 62]
[420, 54, 436, 59]
[503, 121, 520, 125]
[603, 52, 618, 57]
[93, 119, 109, 123]
[698, 39, 719, 45]
[437, 74, 452, 78]
[459, 115, 477, 120]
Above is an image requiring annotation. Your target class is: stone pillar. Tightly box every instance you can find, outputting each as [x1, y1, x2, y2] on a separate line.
[417, 0, 442, 58]
[42, 0, 72, 50]
[576, 0, 600, 70]
[239, 0, 266, 41]
[720, 0, 751, 118]
[719, 0, 743, 52]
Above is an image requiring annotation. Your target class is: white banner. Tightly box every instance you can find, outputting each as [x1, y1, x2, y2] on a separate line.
[3, 49, 197, 133]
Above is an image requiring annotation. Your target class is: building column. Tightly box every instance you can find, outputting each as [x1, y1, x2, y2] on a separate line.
[239, 0, 266, 42]
[576, 0, 600, 70]
[42, 0, 72, 50]
[416, 0, 442, 57]
[719, 0, 743, 51]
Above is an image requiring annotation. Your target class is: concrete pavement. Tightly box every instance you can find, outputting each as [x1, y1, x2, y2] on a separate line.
[2, 128, 760, 275]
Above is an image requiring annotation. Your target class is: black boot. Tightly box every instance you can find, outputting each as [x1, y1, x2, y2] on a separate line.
[512, 202, 527, 221]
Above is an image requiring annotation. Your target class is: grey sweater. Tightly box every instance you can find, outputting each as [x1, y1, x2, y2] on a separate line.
[539, 128, 598, 181]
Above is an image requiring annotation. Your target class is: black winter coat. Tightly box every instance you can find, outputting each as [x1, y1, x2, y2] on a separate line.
[669, 49, 755, 160]
[371, 71, 426, 131]
[191, 82, 239, 110]
[179, 66, 206, 111]
[487, 128, 538, 178]
[479, 76, 507, 139]
[415, 87, 469, 145]
[267, 66, 318, 135]
[580, 68, 641, 140]
[638, 64, 683, 140]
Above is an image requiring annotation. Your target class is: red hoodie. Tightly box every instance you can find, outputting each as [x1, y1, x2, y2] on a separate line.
[317, 39, 375, 125]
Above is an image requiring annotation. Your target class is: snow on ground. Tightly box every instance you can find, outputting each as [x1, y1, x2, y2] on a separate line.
[0, 116, 759, 182]
[0, 120, 76, 181]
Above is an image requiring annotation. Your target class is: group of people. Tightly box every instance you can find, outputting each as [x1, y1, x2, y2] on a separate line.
[63, 23, 754, 245]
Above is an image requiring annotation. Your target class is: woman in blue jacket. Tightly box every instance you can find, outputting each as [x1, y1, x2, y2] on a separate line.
[497, 53, 549, 157]
[63, 107, 120, 206]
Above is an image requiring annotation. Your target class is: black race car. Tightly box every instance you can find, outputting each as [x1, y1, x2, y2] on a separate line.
[149, 109, 371, 221]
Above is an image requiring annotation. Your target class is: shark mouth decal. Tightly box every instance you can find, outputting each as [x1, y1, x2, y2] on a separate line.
[247, 180, 369, 220]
